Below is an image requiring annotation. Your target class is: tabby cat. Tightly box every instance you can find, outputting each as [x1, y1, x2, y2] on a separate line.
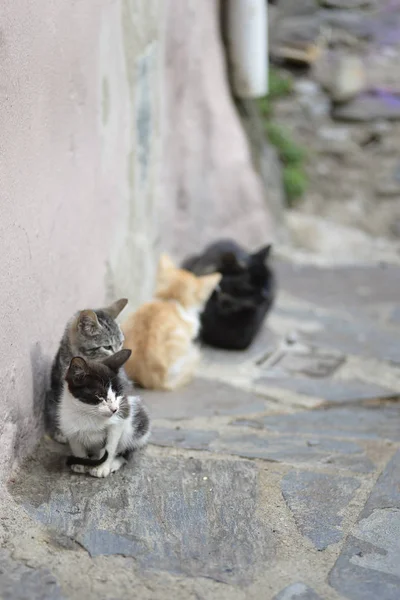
[45, 298, 129, 442]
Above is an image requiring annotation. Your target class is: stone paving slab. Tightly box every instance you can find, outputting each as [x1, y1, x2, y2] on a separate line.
[151, 427, 219, 451]
[256, 375, 397, 404]
[329, 533, 400, 600]
[151, 426, 375, 472]
[329, 450, 400, 599]
[199, 326, 279, 366]
[361, 449, 400, 518]
[301, 314, 400, 366]
[263, 405, 400, 441]
[0, 550, 64, 600]
[262, 348, 345, 378]
[272, 260, 400, 365]
[390, 306, 400, 324]
[281, 471, 360, 550]
[275, 261, 400, 312]
[141, 378, 268, 420]
[273, 582, 322, 600]
[9, 444, 274, 586]
[273, 305, 400, 365]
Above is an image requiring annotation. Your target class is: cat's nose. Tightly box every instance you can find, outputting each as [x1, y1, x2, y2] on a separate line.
[111, 407, 118, 414]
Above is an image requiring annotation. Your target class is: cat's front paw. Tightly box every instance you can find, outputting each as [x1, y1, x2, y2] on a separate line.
[70, 464, 86, 474]
[89, 463, 112, 478]
[89, 457, 126, 478]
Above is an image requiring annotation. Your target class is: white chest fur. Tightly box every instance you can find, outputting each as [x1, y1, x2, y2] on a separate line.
[58, 387, 145, 454]
[176, 303, 200, 338]
[59, 387, 111, 447]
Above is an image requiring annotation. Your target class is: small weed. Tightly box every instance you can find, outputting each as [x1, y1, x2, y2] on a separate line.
[268, 68, 293, 99]
[256, 68, 307, 206]
[257, 68, 292, 116]
[283, 166, 308, 207]
[258, 96, 272, 118]
[265, 123, 306, 166]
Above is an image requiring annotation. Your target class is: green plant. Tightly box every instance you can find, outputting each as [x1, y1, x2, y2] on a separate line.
[257, 68, 307, 206]
[257, 96, 272, 118]
[283, 166, 307, 207]
[257, 69, 293, 117]
[280, 143, 307, 166]
[264, 121, 287, 148]
[265, 123, 306, 166]
[268, 68, 293, 99]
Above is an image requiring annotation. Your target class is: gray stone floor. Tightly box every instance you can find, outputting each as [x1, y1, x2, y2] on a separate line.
[2, 258, 400, 599]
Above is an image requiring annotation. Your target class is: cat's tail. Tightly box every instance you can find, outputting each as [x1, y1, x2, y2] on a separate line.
[66, 451, 108, 467]
[132, 400, 150, 447]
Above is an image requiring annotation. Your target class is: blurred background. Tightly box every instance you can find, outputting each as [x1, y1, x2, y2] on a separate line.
[259, 0, 400, 255]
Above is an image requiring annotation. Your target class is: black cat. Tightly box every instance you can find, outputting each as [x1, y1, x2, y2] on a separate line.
[182, 240, 276, 350]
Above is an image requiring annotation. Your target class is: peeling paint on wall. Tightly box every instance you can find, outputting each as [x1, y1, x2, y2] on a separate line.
[103, 1, 162, 310]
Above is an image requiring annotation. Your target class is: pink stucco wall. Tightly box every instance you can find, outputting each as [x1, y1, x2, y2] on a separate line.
[0, 0, 273, 479]
[161, 0, 273, 259]
[0, 0, 162, 477]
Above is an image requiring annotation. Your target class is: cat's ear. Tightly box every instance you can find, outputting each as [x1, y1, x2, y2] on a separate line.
[102, 349, 132, 373]
[181, 254, 199, 272]
[67, 357, 89, 382]
[156, 254, 176, 293]
[220, 252, 246, 271]
[252, 244, 272, 265]
[77, 310, 100, 335]
[103, 298, 128, 319]
[198, 273, 222, 302]
[158, 253, 176, 274]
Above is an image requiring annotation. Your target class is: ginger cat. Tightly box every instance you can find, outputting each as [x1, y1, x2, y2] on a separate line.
[122, 254, 221, 390]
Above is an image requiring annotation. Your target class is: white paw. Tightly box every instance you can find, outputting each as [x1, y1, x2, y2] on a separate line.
[89, 457, 126, 478]
[89, 463, 112, 478]
[110, 456, 126, 473]
[70, 464, 86, 474]
[54, 431, 68, 444]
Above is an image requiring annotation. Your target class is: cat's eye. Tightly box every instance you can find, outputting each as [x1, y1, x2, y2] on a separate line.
[103, 345, 113, 351]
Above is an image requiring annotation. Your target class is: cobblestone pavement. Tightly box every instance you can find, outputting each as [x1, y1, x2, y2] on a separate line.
[2, 256, 400, 599]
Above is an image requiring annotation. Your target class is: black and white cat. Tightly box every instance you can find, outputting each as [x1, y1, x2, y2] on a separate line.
[59, 349, 150, 478]
[45, 298, 129, 443]
[182, 240, 276, 350]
